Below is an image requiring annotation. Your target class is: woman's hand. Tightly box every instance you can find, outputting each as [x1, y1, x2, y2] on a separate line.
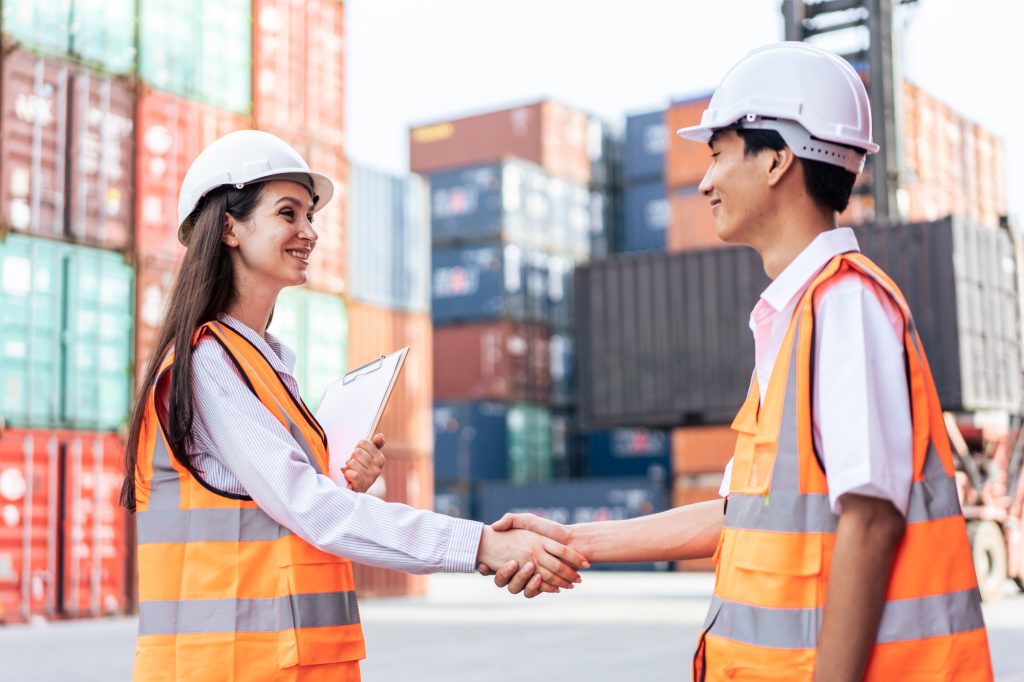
[343, 433, 386, 492]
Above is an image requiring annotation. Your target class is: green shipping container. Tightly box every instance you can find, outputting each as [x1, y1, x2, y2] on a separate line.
[0, 235, 134, 431]
[507, 403, 553, 484]
[1, 0, 136, 74]
[139, 0, 252, 114]
[268, 288, 348, 410]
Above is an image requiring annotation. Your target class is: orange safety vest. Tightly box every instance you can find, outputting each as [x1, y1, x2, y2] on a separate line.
[133, 321, 366, 681]
[693, 253, 993, 681]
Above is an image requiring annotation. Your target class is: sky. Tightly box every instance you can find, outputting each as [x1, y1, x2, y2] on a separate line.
[345, 0, 1022, 218]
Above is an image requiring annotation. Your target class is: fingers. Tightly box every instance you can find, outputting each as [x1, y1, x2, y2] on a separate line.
[491, 560, 518, 588]
[478, 563, 493, 576]
[523, 573, 545, 599]
[372, 433, 386, 449]
[504, 561, 537, 595]
[490, 513, 516, 532]
[542, 538, 590, 571]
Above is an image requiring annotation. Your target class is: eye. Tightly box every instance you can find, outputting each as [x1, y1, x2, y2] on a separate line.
[306, 213, 315, 224]
[281, 208, 295, 220]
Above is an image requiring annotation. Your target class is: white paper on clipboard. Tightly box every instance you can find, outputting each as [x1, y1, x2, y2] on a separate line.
[316, 347, 409, 486]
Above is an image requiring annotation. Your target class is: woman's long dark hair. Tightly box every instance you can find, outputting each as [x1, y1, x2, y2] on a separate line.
[120, 183, 266, 512]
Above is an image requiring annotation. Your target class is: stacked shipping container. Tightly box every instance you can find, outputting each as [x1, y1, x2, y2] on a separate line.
[0, 2, 138, 622]
[413, 101, 630, 537]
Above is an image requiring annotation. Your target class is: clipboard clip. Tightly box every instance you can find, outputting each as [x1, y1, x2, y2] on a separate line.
[343, 356, 385, 384]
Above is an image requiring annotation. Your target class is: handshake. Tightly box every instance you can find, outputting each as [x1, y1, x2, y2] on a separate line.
[475, 513, 589, 598]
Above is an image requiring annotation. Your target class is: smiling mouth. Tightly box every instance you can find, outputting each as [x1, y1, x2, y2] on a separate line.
[710, 199, 722, 211]
[286, 249, 311, 263]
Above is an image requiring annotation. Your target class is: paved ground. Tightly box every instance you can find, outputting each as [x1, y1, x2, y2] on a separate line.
[1, 573, 1021, 681]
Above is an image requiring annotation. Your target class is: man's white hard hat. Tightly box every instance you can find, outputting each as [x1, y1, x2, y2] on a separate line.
[677, 42, 879, 174]
[176, 130, 334, 244]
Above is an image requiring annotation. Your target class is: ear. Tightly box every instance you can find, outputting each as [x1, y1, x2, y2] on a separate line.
[222, 214, 239, 248]
[765, 146, 798, 188]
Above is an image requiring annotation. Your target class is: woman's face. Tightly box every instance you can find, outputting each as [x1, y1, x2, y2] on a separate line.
[225, 179, 318, 289]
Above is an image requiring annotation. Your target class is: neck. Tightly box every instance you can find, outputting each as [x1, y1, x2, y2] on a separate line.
[224, 279, 280, 337]
[752, 196, 836, 279]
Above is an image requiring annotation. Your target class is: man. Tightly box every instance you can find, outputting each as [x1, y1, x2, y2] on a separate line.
[486, 42, 993, 681]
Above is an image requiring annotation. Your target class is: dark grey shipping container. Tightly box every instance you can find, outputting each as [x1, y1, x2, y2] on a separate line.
[576, 217, 1023, 429]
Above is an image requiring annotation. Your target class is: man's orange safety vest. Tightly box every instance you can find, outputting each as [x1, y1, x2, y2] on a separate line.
[693, 253, 993, 681]
[133, 321, 366, 681]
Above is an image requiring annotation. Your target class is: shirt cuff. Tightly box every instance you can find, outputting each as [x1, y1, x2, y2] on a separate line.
[442, 518, 484, 573]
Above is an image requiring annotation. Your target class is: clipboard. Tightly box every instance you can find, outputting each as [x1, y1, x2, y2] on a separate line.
[315, 346, 409, 486]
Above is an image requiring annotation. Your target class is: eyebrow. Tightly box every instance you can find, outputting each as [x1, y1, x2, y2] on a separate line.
[275, 196, 315, 212]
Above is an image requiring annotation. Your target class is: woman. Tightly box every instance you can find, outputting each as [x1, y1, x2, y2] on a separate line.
[121, 130, 587, 681]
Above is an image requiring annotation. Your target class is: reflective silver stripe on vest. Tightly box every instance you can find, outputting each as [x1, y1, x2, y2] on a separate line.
[728, 472, 962, 532]
[136, 507, 293, 544]
[707, 588, 985, 650]
[138, 591, 361, 636]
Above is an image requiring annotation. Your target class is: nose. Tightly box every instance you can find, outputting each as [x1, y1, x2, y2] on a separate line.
[698, 164, 714, 197]
[299, 218, 318, 244]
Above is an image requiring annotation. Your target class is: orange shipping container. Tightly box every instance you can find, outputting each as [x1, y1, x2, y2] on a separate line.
[837, 193, 875, 227]
[347, 302, 433, 452]
[409, 100, 592, 184]
[666, 187, 722, 252]
[0, 430, 131, 623]
[253, 0, 345, 148]
[351, 447, 433, 597]
[136, 88, 252, 260]
[665, 96, 712, 188]
[671, 425, 735, 475]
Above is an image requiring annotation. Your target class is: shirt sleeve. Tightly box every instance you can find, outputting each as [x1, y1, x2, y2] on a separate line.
[813, 276, 914, 516]
[189, 337, 484, 573]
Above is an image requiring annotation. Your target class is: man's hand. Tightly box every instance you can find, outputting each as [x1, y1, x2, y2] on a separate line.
[478, 514, 589, 597]
[476, 525, 590, 598]
[343, 433, 386, 492]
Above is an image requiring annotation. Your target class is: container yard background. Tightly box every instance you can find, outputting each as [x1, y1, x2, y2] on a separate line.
[1, 0, 1023, 680]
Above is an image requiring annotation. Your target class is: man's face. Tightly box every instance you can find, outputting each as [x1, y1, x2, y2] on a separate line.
[697, 129, 771, 246]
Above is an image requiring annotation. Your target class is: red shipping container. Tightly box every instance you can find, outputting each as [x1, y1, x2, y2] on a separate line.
[665, 96, 712, 188]
[410, 100, 592, 184]
[136, 88, 252, 261]
[351, 447, 432, 597]
[1, 49, 135, 250]
[0, 430, 130, 624]
[253, 0, 345, 148]
[433, 321, 551, 404]
[671, 425, 735, 476]
[667, 186, 722, 253]
[135, 254, 180, 388]
[347, 302, 433, 453]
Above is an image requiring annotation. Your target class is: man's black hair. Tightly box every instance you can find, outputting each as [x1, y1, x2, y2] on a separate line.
[714, 127, 858, 213]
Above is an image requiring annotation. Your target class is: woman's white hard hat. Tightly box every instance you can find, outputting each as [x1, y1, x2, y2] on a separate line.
[676, 42, 879, 174]
[176, 130, 334, 244]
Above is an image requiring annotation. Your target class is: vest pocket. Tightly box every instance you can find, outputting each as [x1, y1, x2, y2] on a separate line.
[277, 559, 365, 669]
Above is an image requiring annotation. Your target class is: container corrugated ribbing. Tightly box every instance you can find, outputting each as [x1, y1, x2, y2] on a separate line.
[267, 287, 348, 411]
[138, 0, 252, 114]
[1, 49, 135, 250]
[348, 163, 430, 312]
[410, 100, 593, 184]
[0, 235, 134, 432]
[0, 430, 132, 623]
[252, 0, 345, 147]
[346, 302, 434, 454]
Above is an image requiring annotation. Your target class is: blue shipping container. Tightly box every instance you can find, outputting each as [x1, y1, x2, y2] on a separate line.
[550, 332, 575, 406]
[431, 244, 549, 324]
[429, 160, 551, 250]
[434, 401, 509, 480]
[475, 477, 670, 571]
[585, 428, 672, 479]
[348, 163, 431, 312]
[624, 110, 667, 183]
[434, 479, 476, 520]
[622, 181, 669, 253]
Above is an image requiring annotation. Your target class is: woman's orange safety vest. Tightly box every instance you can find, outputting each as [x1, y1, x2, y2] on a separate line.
[693, 253, 993, 681]
[133, 321, 366, 681]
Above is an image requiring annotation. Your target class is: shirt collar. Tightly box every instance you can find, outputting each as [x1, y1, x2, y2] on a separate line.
[217, 313, 298, 376]
[759, 227, 860, 313]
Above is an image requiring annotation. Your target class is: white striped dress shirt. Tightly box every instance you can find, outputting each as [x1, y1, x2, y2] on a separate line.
[165, 313, 483, 574]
